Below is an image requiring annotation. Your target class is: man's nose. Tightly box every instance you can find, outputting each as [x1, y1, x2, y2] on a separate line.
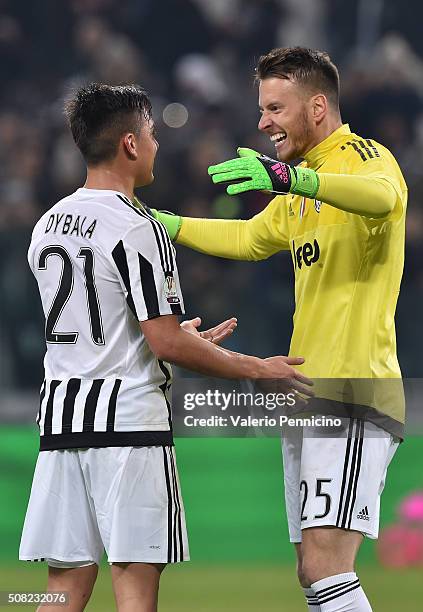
[258, 113, 272, 131]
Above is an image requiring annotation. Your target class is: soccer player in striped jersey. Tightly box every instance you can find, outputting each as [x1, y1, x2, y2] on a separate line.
[19, 84, 313, 612]
[154, 48, 407, 611]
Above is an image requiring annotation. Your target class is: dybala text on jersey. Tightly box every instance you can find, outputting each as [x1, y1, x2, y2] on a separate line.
[45, 213, 97, 239]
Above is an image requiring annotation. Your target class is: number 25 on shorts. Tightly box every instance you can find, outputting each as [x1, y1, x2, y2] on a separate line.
[300, 478, 333, 521]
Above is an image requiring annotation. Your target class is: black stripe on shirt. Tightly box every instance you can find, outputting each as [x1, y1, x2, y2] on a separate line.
[150, 213, 173, 272]
[117, 195, 175, 273]
[37, 380, 46, 426]
[112, 240, 137, 318]
[138, 252, 160, 318]
[83, 379, 105, 431]
[134, 203, 175, 273]
[347, 141, 366, 162]
[353, 138, 373, 159]
[341, 139, 381, 161]
[117, 193, 132, 206]
[106, 379, 122, 431]
[366, 139, 380, 157]
[61, 378, 81, 432]
[158, 360, 172, 429]
[40, 430, 173, 451]
[43, 380, 61, 434]
[117, 195, 167, 270]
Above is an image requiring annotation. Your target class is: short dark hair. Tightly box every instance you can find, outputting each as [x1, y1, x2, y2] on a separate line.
[64, 83, 152, 165]
[256, 47, 340, 109]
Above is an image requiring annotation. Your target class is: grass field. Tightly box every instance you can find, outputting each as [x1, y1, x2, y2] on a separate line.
[1, 432, 422, 610]
[0, 564, 421, 611]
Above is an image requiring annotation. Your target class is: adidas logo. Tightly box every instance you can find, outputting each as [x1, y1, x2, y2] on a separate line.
[357, 506, 370, 521]
[270, 162, 290, 184]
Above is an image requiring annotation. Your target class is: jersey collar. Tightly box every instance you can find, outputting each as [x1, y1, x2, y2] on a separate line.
[304, 124, 351, 169]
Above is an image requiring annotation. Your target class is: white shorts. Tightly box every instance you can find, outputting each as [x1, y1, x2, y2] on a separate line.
[282, 417, 399, 542]
[19, 446, 189, 566]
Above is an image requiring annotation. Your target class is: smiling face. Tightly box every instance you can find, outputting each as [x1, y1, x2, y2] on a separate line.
[258, 77, 317, 162]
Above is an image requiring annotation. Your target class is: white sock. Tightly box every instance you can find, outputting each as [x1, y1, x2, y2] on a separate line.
[311, 572, 372, 611]
[303, 586, 321, 610]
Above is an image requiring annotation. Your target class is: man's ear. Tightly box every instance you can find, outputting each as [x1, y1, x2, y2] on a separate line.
[311, 93, 327, 124]
[123, 133, 138, 160]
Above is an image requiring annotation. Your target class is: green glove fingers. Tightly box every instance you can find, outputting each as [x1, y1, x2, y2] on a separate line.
[208, 148, 320, 198]
[226, 181, 257, 196]
[208, 158, 251, 176]
[209, 156, 273, 192]
[211, 169, 254, 185]
[237, 147, 261, 158]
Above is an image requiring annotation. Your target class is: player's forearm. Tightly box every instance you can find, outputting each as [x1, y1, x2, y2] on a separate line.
[177, 217, 255, 260]
[207, 149, 399, 219]
[156, 327, 264, 379]
[316, 173, 397, 218]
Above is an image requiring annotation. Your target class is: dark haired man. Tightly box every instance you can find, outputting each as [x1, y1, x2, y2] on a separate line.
[19, 83, 312, 612]
[155, 48, 407, 611]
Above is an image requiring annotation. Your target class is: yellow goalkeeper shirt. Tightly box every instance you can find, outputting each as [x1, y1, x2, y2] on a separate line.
[177, 125, 407, 436]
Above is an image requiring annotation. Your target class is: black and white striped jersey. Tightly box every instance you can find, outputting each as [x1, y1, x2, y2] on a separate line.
[28, 188, 184, 451]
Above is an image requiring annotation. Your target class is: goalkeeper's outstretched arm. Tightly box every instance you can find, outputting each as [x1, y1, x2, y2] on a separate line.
[150, 198, 290, 261]
[176, 214, 285, 261]
[208, 148, 400, 218]
[137, 197, 283, 261]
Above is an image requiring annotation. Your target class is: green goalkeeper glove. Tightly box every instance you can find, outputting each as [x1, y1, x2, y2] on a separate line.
[148, 208, 181, 240]
[133, 197, 181, 240]
[208, 147, 319, 198]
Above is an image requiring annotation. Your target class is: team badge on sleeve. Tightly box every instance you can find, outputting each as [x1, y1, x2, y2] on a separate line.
[164, 274, 180, 304]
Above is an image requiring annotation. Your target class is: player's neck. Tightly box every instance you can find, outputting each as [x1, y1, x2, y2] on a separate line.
[304, 114, 343, 156]
[84, 166, 135, 201]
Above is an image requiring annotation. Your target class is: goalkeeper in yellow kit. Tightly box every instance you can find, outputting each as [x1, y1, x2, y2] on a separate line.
[153, 47, 407, 611]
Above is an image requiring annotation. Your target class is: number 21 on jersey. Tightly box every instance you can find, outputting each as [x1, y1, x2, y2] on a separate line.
[38, 245, 105, 345]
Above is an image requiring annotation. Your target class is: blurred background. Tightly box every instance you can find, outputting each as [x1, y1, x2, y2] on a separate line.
[0, 0, 422, 610]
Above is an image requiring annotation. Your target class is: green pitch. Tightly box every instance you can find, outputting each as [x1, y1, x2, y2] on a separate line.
[1, 430, 422, 609]
[0, 564, 421, 611]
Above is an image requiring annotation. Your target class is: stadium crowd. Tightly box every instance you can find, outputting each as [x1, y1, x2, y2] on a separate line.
[1, 0, 423, 391]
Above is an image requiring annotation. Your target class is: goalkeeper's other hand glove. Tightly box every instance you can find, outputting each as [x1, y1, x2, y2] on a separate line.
[148, 208, 182, 240]
[133, 197, 181, 240]
[208, 147, 319, 198]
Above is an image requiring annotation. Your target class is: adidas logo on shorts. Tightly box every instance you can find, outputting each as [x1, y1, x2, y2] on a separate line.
[357, 506, 370, 521]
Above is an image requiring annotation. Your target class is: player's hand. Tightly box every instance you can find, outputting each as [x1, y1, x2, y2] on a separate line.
[258, 356, 314, 398]
[149, 208, 182, 240]
[208, 148, 319, 198]
[180, 317, 237, 345]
